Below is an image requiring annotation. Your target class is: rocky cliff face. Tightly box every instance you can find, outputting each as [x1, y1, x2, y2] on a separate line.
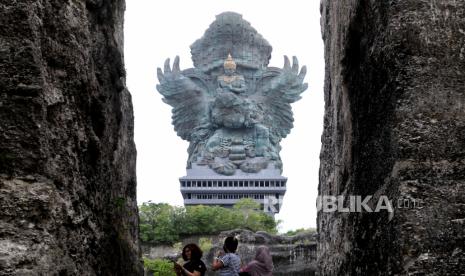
[318, 0, 465, 275]
[0, 0, 142, 275]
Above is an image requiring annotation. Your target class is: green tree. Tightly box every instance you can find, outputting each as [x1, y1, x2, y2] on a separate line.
[258, 212, 279, 234]
[139, 200, 279, 245]
[233, 198, 279, 233]
[233, 198, 260, 210]
[139, 202, 179, 244]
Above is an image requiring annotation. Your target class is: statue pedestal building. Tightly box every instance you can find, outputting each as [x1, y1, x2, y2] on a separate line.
[157, 12, 307, 215]
[180, 164, 286, 214]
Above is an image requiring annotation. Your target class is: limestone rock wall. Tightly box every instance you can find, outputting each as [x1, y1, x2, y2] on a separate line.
[318, 0, 465, 275]
[0, 0, 142, 274]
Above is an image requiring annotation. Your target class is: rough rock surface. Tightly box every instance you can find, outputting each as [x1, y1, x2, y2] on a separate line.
[318, 0, 465, 275]
[0, 0, 142, 275]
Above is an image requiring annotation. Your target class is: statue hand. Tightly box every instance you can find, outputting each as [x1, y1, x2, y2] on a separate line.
[156, 55, 203, 98]
[157, 56, 183, 84]
[280, 55, 306, 84]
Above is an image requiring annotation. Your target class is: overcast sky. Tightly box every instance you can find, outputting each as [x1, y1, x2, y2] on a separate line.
[124, 0, 324, 232]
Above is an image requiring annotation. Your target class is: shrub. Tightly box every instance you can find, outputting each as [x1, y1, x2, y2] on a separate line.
[199, 237, 213, 252]
[284, 228, 316, 236]
[143, 258, 176, 276]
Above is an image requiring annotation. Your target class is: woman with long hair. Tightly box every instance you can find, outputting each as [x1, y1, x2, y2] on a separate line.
[174, 243, 207, 276]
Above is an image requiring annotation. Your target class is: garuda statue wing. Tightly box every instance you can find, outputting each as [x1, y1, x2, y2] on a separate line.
[156, 56, 213, 142]
[252, 56, 308, 144]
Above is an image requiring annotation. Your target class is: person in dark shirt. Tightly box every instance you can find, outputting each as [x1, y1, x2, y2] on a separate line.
[174, 243, 207, 276]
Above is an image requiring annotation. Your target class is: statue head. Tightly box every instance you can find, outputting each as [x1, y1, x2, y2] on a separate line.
[223, 53, 236, 75]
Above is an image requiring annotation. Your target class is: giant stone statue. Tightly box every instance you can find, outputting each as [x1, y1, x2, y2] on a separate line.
[157, 12, 307, 177]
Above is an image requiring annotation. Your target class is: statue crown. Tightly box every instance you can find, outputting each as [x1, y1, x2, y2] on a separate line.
[224, 53, 236, 70]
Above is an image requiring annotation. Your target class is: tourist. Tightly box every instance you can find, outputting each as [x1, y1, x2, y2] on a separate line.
[239, 246, 273, 276]
[174, 243, 207, 276]
[212, 236, 241, 275]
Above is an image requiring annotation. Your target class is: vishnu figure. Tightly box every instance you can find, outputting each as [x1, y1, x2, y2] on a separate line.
[217, 53, 246, 94]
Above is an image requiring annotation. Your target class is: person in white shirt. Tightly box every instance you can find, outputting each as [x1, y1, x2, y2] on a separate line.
[212, 236, 241, 276]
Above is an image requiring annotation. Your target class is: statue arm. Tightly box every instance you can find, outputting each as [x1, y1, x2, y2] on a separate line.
[156, 56, 212, 141]
[252, 56, 308, 141]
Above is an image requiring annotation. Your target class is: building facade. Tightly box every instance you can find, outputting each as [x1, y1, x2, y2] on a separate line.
[180, 164, 286, 214]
